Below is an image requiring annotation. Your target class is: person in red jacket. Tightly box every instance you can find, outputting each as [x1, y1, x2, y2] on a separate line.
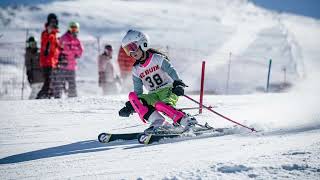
[55, 21, 83, 98]
[117, 46, 135, 77]
[36, 13, 60, 99]
[117, 46, 135, 91]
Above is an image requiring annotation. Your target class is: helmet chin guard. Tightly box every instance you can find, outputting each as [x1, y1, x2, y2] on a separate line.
[121, 30, 150, 52]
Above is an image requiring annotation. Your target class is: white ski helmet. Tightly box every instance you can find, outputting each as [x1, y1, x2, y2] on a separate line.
[121, 29, 150, 55]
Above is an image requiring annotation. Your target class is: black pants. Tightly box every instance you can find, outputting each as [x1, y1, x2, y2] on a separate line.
[52, 69, 77, 98]
[36, 67, 53, 99]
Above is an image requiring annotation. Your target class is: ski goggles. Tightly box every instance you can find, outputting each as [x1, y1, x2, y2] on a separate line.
[105, 45, 112, 51]
[123, 42, 139, 56]
[104, 49, 112, 55]
[49, 19, 58, 25]
[27, 41, 37, 47]
[69, 26, 79, 33]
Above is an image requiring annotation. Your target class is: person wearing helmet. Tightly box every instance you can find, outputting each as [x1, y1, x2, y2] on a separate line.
[37, 13, 60, 99]
[98, 44, 121, 95]
[55, 21, 83, 98]
[25, 36, 44, 99]
[118, 29, 197, 133]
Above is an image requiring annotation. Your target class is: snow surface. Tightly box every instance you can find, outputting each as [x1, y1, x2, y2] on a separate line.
[0, 95, 319, 179]
[1, 0, 320, 179]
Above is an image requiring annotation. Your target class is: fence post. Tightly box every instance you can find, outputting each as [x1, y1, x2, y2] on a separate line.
[96, 36, 101, 54]
[282, 66, 286, 84]
[21, 28, 29, 100]
[199, 61, 206, 114]
[266, 59, 272, 92]
[166, 45, 169, 56]
[225, 52, 232, 94]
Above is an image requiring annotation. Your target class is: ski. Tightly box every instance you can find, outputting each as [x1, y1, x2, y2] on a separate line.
[138, 133, 181, 145]
[138, 124, 229, 145]
[98, 123, 231, 145]
[98, 132, 142, 143]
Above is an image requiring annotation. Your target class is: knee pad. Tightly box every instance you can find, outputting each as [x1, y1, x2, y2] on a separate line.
[154, 101, 184, 123]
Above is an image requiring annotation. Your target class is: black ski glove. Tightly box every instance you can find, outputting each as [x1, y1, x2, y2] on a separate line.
[119, 101, 135, 117]
[58, 53, 68, 67]
[172, 80, 188, 96]
[44, 42, 50, 56]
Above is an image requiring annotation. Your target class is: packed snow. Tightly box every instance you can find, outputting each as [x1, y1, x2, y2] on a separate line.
[1, 0, 320, 179]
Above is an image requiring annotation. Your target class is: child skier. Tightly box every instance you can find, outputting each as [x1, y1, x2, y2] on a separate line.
[118, 30, 197, 133]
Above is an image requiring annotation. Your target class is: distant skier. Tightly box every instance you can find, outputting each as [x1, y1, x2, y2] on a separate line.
[24, 36, 44, 99]
[98, 44, 121, 95]
[55, 21, 83, 98]
[36, 13, 60, 99]
[118, 30, 197, 133]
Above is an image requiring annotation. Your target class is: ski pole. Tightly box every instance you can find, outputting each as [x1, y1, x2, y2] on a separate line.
[111, 124, 145, 131]
[179, 105, 215, 111]
[183, 94, 257, 132]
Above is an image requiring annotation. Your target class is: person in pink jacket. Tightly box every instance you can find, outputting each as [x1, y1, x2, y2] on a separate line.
[55, 21, 83, 98]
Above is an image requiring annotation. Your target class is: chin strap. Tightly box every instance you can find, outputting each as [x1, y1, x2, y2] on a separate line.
[138, 50, 149, 64]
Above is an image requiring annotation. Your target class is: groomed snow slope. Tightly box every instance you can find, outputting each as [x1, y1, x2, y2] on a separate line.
[0, 94, 319, 179]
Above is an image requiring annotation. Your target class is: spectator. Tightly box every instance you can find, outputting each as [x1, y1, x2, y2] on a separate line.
[98, 44, 121, 95]
[24, 36, 44, 99]
[56, 21, 83, 98]
[36, 13, 60, 99]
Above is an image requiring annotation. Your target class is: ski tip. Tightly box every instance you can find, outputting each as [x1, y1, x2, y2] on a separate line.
[98, 133, 112, 143]
[138, 133, 152, 145]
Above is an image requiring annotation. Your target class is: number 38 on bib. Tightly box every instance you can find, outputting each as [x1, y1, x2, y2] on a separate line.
[132, 54, 174, 91]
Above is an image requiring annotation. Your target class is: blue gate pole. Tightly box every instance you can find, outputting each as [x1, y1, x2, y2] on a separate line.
[266, 59, 272, 92]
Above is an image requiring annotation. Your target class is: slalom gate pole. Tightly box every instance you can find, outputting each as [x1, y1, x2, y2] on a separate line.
[266, 59, 272, 92]
[199, 61, 206, 114]
[183, 94, 257, 132]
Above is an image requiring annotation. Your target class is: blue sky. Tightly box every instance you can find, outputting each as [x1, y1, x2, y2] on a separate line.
[250, 0, 320, 19]
[0, 0, 319, 19]
[0, 0, 58, 7]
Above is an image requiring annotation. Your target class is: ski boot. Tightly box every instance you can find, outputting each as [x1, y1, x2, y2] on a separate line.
[144, 123, 184, 135]
[177, 115, 198, 131]
[144, 126, 163, 135]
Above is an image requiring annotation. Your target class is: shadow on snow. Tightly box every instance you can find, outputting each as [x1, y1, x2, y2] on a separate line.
[0, 140, 116, 164]
[0, 127, 251, 164]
